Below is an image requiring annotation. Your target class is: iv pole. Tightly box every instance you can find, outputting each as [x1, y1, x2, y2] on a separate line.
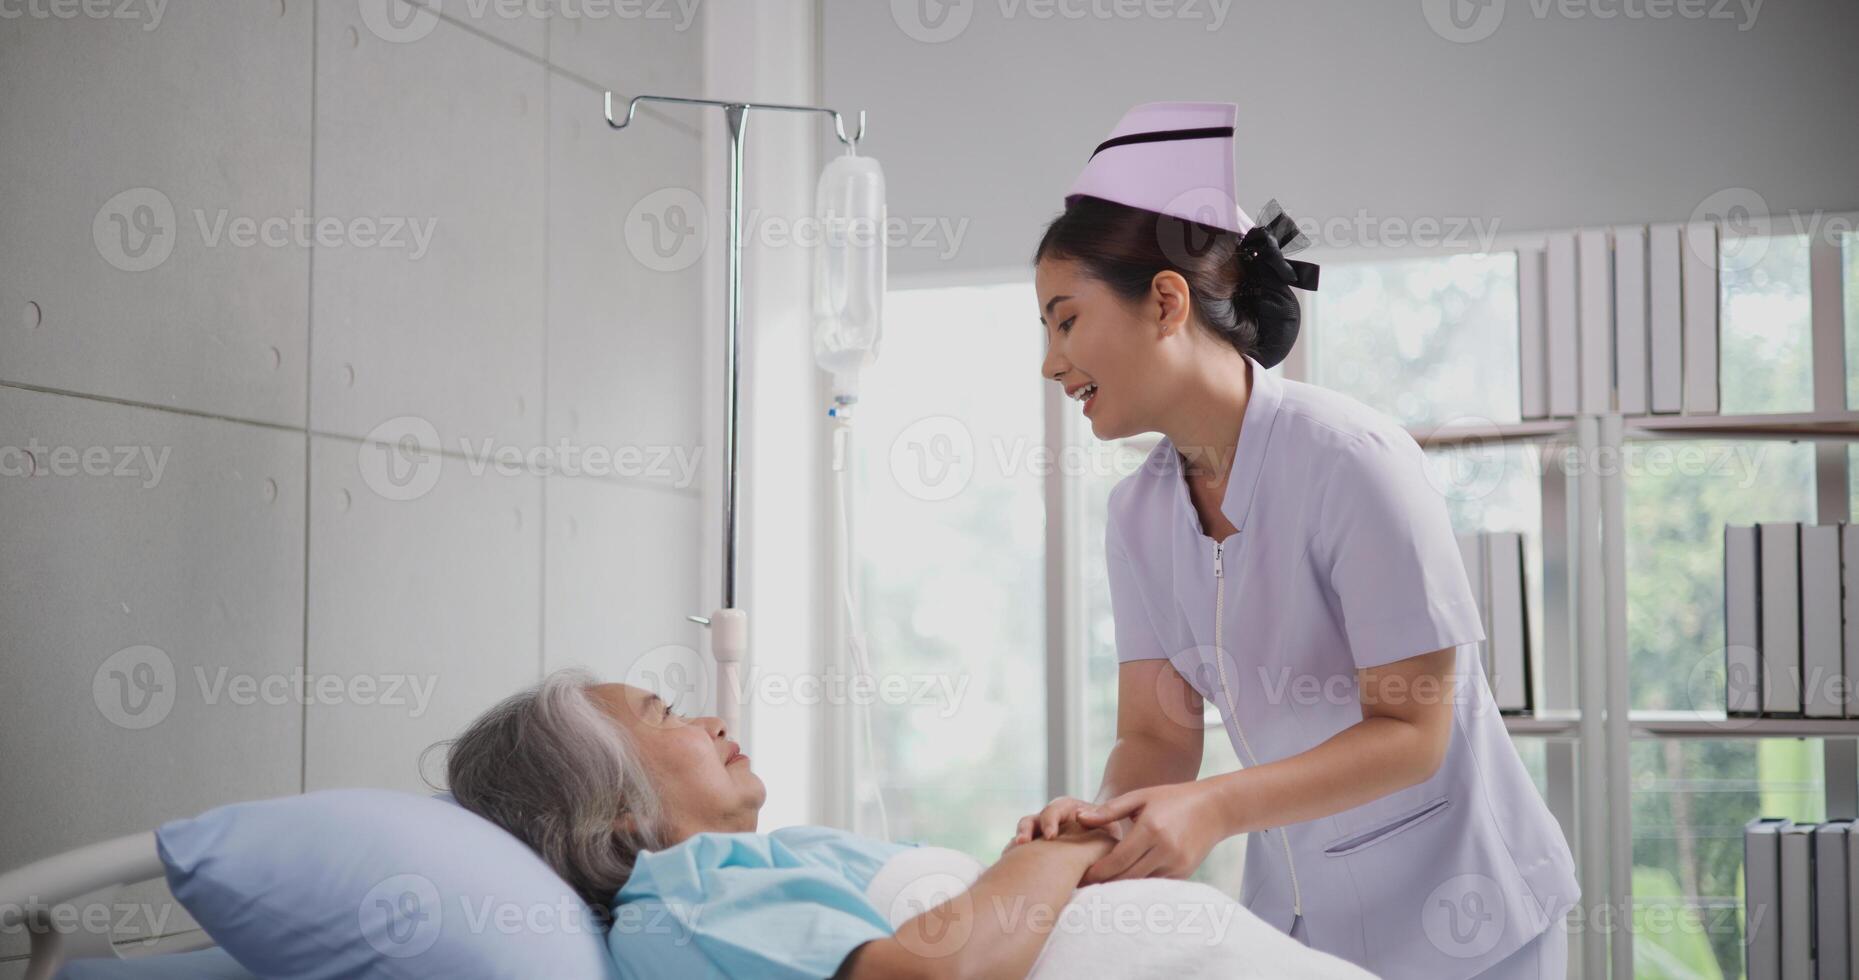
[603, 93, 867, 746]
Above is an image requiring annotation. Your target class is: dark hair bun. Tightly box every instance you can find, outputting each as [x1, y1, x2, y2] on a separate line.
[1231, 201, 1321, 369]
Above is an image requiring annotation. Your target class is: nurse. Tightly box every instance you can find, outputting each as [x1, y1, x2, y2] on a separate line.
[1010, 102, 1580, 980]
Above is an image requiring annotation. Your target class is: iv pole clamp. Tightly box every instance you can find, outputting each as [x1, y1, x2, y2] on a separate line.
[603, 92, 868, 749]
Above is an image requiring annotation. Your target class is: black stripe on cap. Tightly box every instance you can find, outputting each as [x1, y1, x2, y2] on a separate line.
[1089, 125, 1234, 159]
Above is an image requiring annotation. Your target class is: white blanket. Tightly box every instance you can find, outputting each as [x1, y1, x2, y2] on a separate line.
[865, 846, 1376, 979]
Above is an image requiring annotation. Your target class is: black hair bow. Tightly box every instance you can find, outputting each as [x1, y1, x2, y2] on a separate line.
[1234, 199, 1320, 368]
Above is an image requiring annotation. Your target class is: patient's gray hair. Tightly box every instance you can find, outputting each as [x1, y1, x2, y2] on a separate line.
[443, 669, 665, 910]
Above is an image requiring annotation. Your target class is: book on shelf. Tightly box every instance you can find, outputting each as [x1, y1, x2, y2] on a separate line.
[1577, 228, 1613, 415]
[1758, 522, 1803, 716]
[1613, 225, 1650, 416]
[1801, 523, 1845, 718]
[1681, 221, 1720, 414]
[1457, 531, 1532, 715]
[1485, 531, 1533, 715]
[1545, 231, 1579, 418]
[1778, 823, 1815, 979]
[1517, 246, 1548, 420]
[1724, 524, 1762, 716]
[1814, 820, 1852, 980]
[1648, 222, 1685, 414]
[1845, 526, 1859, 720]
[1744, 817, 1789, 980]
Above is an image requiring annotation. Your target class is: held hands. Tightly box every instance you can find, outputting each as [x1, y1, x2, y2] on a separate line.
[1010, 782, 1233, 885]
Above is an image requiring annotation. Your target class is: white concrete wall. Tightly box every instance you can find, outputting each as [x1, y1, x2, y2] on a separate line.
[0, 0, 707, 962]
[824, 0, 1859, 277]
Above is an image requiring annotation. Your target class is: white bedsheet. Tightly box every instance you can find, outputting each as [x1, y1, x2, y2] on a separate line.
[864, 845, 1377, 979]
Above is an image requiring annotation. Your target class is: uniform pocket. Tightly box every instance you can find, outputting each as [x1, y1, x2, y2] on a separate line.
[1322, 795, 1451, 857]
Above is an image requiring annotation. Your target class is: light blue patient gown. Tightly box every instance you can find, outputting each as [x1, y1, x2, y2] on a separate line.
[609, 826, 918, 980]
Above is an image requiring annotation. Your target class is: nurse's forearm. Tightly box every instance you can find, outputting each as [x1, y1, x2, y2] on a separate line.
[836, 833, 1110, 980]
[1097, 732, 1200, 803]
[1205, 714, 1447, 836]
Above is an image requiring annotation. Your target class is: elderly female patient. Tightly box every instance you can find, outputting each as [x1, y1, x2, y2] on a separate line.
[444, 670, 1368, 980]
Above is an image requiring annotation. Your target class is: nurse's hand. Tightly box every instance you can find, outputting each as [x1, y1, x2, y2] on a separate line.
[1073, 782, 1225, 884]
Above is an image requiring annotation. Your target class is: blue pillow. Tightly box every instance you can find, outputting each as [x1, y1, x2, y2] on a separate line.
[157, 789, 620, 980]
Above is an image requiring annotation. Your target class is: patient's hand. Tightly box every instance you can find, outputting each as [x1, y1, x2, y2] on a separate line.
[1003, 809, 1118, 863]
[1007, 796, 1126, 854]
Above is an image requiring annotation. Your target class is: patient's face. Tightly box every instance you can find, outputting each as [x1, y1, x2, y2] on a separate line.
[590, 683, 765, 843]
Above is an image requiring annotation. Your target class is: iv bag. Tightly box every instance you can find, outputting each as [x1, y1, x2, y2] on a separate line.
[812, 151, 886, 408]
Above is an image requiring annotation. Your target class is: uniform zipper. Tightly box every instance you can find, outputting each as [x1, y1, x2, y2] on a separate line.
[1212, 538, 1304, 921]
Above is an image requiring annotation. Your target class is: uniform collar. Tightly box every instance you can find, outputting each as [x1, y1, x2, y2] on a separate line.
[1157, 354, 1283, 536]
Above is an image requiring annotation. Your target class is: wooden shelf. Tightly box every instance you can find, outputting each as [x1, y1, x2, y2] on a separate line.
[1504, 710, 1859, 739]
[1405, 419, 1574, 449]
[1626, 411, 1859, 441]
[1629, 711, 1859, 738]
[1406, 412, 1859, 450]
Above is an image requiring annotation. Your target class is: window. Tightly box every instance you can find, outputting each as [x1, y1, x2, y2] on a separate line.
[1627, 440, 1815, 712]
[1423, 440, 1548, 670]
[1311, 252, 1520, 427]
[1630, 739, 1824, 979]
[1719, 232, 1813, 416]
[853, 282, 1046, 858]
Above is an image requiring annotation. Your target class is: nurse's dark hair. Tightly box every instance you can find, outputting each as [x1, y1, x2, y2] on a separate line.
[1034, 195, 1289, 364]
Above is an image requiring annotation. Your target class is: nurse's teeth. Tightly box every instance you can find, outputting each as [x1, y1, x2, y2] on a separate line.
[1073, 384, 1097, 402]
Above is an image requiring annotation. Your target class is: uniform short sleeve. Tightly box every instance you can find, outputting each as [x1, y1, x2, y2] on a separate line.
[1315, 431, 1486, 670]
[610, 843, 895, 980]
[1107, 508, 1170, 663]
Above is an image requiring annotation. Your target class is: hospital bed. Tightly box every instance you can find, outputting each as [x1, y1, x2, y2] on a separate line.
[0, 831, 215, 978]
